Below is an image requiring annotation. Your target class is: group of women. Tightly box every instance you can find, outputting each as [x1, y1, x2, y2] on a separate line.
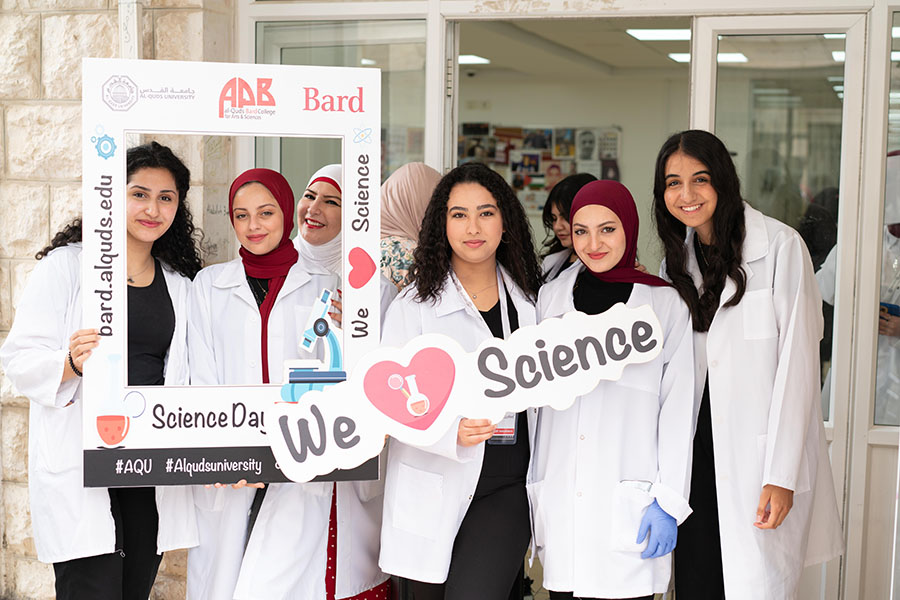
[0, 129, 842, 600]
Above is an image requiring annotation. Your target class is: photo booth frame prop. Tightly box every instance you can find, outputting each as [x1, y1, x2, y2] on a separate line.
[81, 58, 382, 486]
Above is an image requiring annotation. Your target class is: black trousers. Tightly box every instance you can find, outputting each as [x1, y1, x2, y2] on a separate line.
[405, 481, 530, 600]
[549, 593, 652, 600]
[674, 380, 726, 600]
[54, 487, 163, 600]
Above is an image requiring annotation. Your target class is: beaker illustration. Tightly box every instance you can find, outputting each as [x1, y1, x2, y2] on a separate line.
[388, 373, 430, 417]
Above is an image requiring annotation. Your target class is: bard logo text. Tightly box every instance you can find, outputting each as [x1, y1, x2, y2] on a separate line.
[303, 86, 364, 113]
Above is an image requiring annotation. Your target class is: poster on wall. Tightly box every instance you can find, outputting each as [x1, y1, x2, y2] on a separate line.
[82, 58, 383, 486]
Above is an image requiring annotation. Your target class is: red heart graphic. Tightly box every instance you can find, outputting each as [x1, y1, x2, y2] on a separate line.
[363, 348, 456, 431]
[348, 247, 376, 289]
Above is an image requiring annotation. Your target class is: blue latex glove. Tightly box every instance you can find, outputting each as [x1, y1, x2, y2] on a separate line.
[636, 499, 677, 559]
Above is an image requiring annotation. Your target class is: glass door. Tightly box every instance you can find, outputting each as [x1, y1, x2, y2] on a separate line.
[692, 13, 867, 599]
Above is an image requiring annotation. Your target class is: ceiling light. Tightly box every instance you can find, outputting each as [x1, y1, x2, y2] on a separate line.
[893, 51, 900, 61]
[894, 27, 900, 38]
[833, 51, 846, 62]
[626, 29, 691, 41]
[823, 33, 846, 39]
[827, 76, 844, 83]
[360, 58, 376, 66]
[752, 88, 790, 95]
[717, 53, 748, 63]
[668, 53, 690, 63]
[833, 85, 844, 92]
[459, 54, 490, 65]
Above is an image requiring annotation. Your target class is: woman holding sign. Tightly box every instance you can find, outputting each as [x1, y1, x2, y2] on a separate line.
[187, 168, 389, 600]
[530, 180, 695, 599]
[378, 162, 543, 599]
[653, 130, 842, 599]
[0, 142, 202, 599]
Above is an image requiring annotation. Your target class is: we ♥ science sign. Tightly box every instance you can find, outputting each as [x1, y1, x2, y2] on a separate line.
[268, 305, 663, 483]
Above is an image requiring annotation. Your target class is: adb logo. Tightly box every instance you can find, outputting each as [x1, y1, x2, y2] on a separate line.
[218, 77, 276, 119]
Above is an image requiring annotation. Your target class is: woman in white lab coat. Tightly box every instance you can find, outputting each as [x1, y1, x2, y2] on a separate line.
[653, 130, 843, 600]
[531, 180, 695, 600]
[187, 168, 389, 600]
[0, 141, 201, 599]
[540, 172, 597, 281]
[379, 162, 543, 599]
[293, 163, 398, 318]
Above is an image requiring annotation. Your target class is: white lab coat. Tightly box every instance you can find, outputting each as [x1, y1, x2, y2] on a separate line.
[817, 231, 900, 425]
[541, 249, 576, 281]
[186, 258, 388, 600]
[530, 263, 695, 598]
[378, 267, 538, 583]
[670, 204, 843, 599]
[0, 244, 199, 564]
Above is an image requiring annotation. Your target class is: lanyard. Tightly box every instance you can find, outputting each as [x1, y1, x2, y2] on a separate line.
[496, 267, 511, 340]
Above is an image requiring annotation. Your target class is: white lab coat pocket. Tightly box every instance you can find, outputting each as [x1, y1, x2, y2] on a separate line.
[525, 480, 545, 551]
[392, 462, 443, 540]
[742, 289, 778, 340]
[36, 405, 80, 474]
[609, 481, 654, 553]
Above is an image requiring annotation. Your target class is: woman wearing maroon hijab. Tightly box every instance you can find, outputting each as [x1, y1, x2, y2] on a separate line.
[529, 180, 697, 599]
[187, 169, 389, 600]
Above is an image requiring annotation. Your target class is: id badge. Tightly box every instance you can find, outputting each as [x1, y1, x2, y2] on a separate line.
[488, 412, 517, 445]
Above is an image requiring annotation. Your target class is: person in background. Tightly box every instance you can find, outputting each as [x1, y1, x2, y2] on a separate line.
[541, 173, 597, 281]
[378, 162, 543, 600]
[653, 129, 843, 600]
[531, 179, 695, 600]
[380, 162, 443, 291]
[0, 141, 202, 600]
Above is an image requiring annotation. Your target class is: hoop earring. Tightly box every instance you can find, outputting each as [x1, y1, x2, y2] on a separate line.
[501, 231, 509, 243]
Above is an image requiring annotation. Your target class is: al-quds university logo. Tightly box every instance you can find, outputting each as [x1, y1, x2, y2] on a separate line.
[102, 75, 138, 112]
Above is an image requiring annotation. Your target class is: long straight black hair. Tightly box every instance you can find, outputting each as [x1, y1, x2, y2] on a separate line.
[410, 162, 542, 303]
[36, 141, 203, 279]
[653, 130, 746, 332]
[540, 172, 597, 256]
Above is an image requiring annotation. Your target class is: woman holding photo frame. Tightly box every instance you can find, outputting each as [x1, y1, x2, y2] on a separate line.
[0, 141, 202, 600]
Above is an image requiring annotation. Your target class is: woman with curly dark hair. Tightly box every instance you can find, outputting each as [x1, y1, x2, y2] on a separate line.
[652, 130, 842, 600]
[540, 172, 597, 280]
[0, 141, 202, 600]
[379, 162, 542, 599]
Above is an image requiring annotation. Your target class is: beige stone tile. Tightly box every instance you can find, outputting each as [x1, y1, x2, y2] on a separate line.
[0, 14, 40, 100]
[49, 184, 83, 237]
[0, 259, 10, 331]
[149, 0, 201, 7]
[151, 573, 186, 600]
[1, 407, 29, 484]
[42, 13, 119, 100]
[142, 8, 155, 59]
[1, 0, 106, 8]
[202, 136, 232, 186]
[3, 554, 54, 600]
[159, 548, 187, 578]
[155, 10, 203, 62]
[0, 183, 49, 259]
[202, 9, 231, 63]
[6, 103, 81, 180]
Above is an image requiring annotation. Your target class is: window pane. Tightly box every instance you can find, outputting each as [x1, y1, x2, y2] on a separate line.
[255, 20, 426, 197]
[714, 34, 845, 421]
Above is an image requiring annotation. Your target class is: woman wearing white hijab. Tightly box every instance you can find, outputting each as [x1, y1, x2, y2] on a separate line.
[380, 162, 443, 290]
[294, 164, 398, 315]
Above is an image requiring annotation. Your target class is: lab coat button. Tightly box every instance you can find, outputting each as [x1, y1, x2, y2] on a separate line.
[579, 435, 585, 440]
[577, 491, 582, 497]
[710, 360, 718, 368]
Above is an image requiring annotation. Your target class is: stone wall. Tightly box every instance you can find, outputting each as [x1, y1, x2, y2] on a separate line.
[0, 1, 233, 598]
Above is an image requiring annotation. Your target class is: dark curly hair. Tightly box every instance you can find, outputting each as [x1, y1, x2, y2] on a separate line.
[541, 172, 597, 256]
[410, 162, 542, 303]
[652, 130, 746, 332]
[36, 141, 203, 280]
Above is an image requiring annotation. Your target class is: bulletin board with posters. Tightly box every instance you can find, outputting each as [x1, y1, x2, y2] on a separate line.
[81, 58, 383, 486]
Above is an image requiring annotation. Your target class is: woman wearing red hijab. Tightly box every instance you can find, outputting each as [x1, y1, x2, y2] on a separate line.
[529, 180, 697, 599]
[187, 169, 388, 600]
